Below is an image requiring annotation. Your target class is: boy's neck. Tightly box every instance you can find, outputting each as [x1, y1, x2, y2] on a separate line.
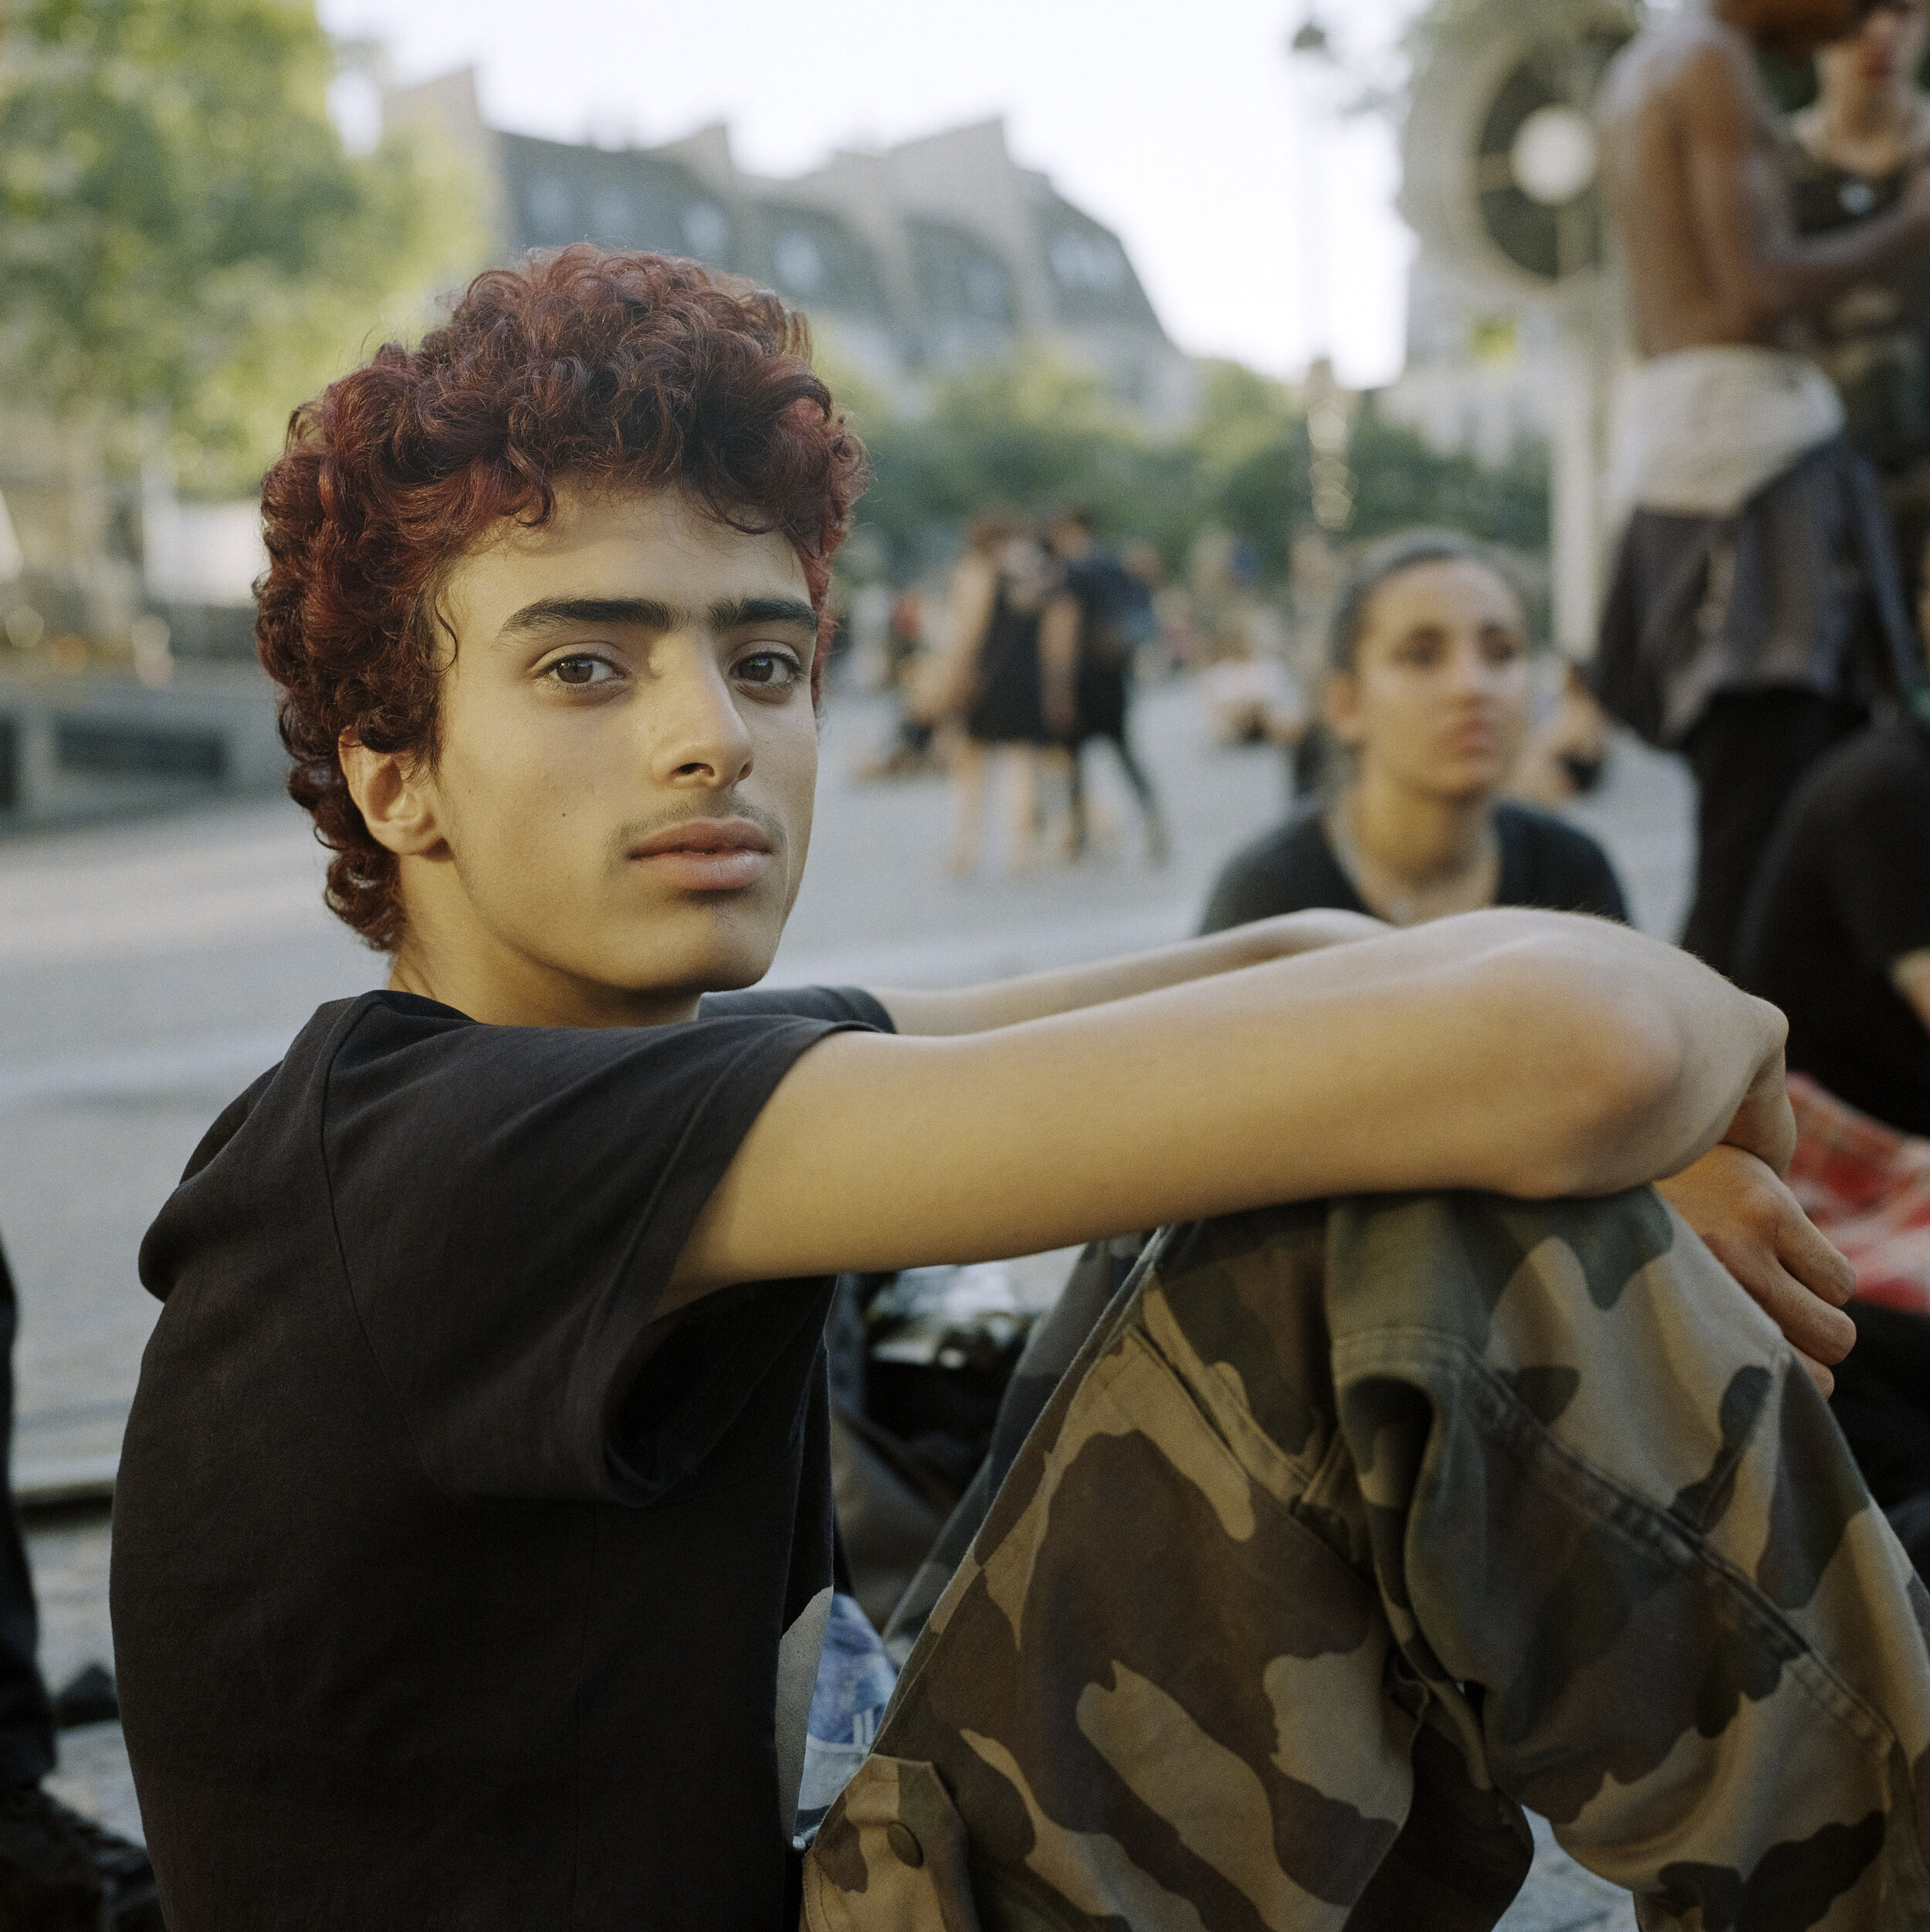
[386, 942, 707, 1030]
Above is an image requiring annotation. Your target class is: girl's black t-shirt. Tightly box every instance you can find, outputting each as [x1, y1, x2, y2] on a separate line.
[111, 984, 889, 1932]
[1198, 800, 1630, 935]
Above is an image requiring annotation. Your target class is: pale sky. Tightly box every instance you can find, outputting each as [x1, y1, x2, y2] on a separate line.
[315, 0, 1421, 387]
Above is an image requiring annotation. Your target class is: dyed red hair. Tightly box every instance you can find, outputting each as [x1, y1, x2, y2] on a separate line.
[256, 245, 868, 949]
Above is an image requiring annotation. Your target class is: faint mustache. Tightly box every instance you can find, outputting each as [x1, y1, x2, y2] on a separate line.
[615, 800, 786, 859]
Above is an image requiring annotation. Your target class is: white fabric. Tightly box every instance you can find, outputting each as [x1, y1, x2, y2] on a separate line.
[775, 1582, 835, 1836]
[1609, 345, 1846, 519]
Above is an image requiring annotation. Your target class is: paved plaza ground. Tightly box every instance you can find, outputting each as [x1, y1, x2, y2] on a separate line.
[0, 676, 1688, 1927]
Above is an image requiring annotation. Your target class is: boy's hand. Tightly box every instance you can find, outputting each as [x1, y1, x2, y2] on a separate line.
[1717, 1032, 1799, 1178]
[1657, 1144, 1857, 1395]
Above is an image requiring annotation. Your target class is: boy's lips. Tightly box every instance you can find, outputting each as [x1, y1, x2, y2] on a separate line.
[628, 817, 775, 891]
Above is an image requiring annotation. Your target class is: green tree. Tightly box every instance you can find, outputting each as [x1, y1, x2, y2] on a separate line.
[848, 349, 1200, 579]
[834, 343, 1551, 587]
[0, 0, 477, 494]
[1346, 401, 1550, 550]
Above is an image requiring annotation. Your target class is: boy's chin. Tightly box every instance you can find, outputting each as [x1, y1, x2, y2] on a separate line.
[596, 923, 784, 998]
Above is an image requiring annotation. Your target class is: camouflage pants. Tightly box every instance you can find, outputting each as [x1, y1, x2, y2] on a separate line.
[802, 1190, 1930, 1930]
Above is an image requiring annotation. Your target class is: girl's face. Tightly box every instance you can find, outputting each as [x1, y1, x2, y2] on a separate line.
[1817, 2, 1930, 99]
[1324, 559, 1532, 805]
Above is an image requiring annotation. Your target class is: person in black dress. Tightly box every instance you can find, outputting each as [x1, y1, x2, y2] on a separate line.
[938, 516, 1066, 875]
[1786, 0, 1930, 606]
[1203, 530, 1627, 935]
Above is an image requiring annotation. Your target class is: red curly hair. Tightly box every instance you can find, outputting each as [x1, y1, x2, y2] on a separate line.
[256, 245, 868, 950]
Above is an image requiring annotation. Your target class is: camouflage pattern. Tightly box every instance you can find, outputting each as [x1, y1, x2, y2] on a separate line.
[803, 1189, 1930, 1930]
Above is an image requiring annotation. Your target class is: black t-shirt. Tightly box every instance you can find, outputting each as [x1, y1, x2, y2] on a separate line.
[1737, 723, 1930, 1135]
[1198, 800, 1629, 933]
[110, 984, 891, 1932]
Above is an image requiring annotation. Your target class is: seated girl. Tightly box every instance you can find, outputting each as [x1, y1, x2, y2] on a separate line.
[1201, 530, 1627, 932]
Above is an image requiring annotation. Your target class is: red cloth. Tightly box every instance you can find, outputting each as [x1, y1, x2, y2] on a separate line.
[1786, 1072, 1930, 1314]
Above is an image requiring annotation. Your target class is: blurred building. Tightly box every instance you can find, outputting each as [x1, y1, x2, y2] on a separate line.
[0, 416, 280, 831]
[382, 69, 1196, 424]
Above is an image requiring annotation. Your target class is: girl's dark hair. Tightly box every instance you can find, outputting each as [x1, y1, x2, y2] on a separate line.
[256, 244, 868, 950]
[1326, 528, 1522, 675]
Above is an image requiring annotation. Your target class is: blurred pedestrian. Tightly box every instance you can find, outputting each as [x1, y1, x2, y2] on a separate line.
[1201, 532, 1627, 932]
[1788, 0, 1930, 604]
[1592, 0, 1930, 978]
[1039, 508, 1168, 865]
[1739, 711, 1930, 1134]
[0, 1236, 159, 1930]
[938, 515, 1067, 875]
[855, 590, 943, 783]
[1732, 712, 1930, 1581]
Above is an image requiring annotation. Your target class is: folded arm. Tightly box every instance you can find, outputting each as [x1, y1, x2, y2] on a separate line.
[873, 908, 1387, 1037]
[671, 911, 1789, 1303]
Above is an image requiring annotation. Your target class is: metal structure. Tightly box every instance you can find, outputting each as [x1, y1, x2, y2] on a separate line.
[1398, 0, 1642, 655]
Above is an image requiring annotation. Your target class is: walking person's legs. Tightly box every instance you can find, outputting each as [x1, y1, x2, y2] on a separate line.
[0, 1242, 52, 1793]
[807, 1189, 1930, 1930]
[1102, 724, 1168, 864]
[946, 737, 989, 878]
[1004, 746, 1044, 871]
[1681, 689, 1867, 977]
[0, 1237, 161, 1930]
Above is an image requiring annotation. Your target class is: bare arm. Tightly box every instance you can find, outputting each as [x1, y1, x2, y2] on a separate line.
[1685, 37, 1930, 330]
[910, 554, 997, 723]
[875, 909, 1387, 1037]
[671, 911, 1788, 1301]
[1039, 592, 1079, 740]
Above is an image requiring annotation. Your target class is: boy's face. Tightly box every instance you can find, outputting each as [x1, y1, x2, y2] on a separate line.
[364, 484, 821, 1027]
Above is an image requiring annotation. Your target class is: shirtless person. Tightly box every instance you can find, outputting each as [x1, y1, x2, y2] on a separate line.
[1594, 0, 1930, 976]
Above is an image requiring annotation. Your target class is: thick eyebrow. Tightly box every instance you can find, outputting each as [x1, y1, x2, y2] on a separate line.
[496, 594, 818, 641]
[498, 596, 678, 639]
[708, 596, 819, 635]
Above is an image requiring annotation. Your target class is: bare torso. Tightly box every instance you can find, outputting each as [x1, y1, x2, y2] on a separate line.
[1600, 14, 1793, 355]
[1600, 5, 1930, 360]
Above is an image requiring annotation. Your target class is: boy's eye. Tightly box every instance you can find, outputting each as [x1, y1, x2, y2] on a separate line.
[547, 654, 615, 687]
[736, 651, 803, 688]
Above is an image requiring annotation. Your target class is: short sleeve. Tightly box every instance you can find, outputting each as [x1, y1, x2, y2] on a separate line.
[1498, 807, 1630, 923]
[1200, 816, 1361, 934]
[699, 985, 896, 1031]
[319, 993, 874, 1504]
[1583, 851, 1630, 924]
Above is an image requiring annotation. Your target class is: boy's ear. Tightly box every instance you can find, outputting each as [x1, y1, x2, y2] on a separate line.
[340, 736, 443, 858]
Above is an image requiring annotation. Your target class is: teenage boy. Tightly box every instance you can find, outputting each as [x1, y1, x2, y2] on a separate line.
[1593, 0, 1930, 977]
[112, 249, 1930, 1931]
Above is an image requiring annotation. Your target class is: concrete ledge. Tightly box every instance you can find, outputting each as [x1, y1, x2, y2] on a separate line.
[0, 661, 283, 833]
[14, 1457, 116, 1512]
